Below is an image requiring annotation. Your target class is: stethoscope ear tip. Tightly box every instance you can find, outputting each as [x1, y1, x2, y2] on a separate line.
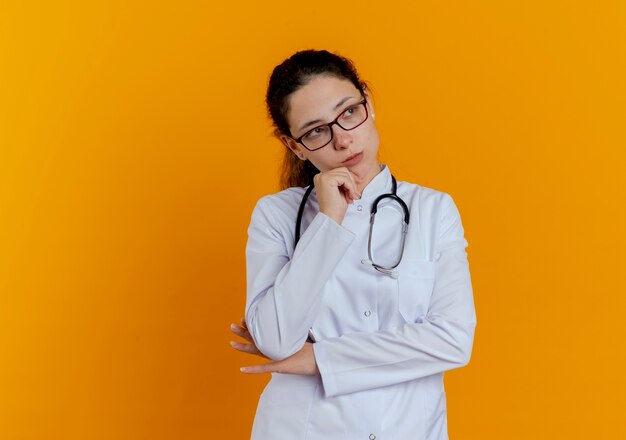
[361, 259, 373, 266]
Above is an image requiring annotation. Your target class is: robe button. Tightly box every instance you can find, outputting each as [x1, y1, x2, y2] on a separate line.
[357, 205, 363, 211]
[364, 310, 372, 317]
[369, 434, 376, 440]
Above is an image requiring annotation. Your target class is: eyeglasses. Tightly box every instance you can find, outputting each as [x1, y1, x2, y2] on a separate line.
[292, 98, 369, 151]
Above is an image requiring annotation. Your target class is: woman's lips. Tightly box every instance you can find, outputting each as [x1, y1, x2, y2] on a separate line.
[342, 152, 363, 166]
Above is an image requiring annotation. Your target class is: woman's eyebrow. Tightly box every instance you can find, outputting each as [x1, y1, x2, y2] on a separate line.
[296, 95, 360, 133]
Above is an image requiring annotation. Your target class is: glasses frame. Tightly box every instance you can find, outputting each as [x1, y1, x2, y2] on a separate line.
[292, 98, 369, 151]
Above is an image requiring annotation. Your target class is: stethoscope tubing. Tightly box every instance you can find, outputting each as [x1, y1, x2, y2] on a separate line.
[294, 175, 410, 277]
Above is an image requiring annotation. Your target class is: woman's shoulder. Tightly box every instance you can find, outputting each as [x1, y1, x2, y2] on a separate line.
[256, 185, 307, 207]
[398, 181, 468, 247]
[397, 179, 454, 206]
[251, 185, 309, 223]
[396, 179, 464, 231]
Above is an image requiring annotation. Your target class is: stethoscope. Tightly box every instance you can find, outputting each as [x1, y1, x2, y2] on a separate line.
[294, 175, 410, 279]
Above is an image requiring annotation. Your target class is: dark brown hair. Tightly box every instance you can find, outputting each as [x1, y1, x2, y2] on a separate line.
[266, 50, 368, 189]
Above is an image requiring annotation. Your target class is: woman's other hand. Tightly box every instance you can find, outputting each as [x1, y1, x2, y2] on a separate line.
[240, 342, 319, 376]
[314, 167, 361, 224]
[231, 318, 319, 376]
[230, 317, 268, 359]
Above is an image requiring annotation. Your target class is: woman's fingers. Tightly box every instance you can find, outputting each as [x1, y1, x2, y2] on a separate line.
[240, 361, 278, 374]
[240, 357, 291, 374]
[230, 340, 254, 353]
[230, 323, 254, 343]
[230, 340, 267, 358]
[315, 167, 362, 224]
[239, 342, 318, 375]
[343, 169, 361, 201]
[230, 319, 269, 359]
[316, 167, 361, 198]
[329, 168, 360, 200]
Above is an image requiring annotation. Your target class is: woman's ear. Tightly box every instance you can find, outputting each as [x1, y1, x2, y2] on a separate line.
[279, 135, 306, 160]
[364, 89, 375, 120]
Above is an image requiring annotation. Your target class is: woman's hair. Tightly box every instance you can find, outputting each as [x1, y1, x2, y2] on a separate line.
[266, 49, 369, 189]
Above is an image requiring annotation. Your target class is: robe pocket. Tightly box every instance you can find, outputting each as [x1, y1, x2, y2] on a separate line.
[260, 373, 319, 407]
[253, 377, 318, 439]
[397, 259, 436, 323]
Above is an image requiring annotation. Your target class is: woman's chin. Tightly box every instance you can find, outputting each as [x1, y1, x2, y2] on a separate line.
[349, 160, 380, 182]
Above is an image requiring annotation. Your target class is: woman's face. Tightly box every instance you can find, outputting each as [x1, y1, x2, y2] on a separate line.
[280, 74, 380, 186]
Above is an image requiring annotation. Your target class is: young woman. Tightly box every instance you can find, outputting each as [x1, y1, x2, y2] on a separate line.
[230, 49, 476, 440]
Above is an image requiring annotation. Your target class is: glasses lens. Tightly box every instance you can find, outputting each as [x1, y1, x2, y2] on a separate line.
[301, 126, 332, 150]
[338, 102, 367, 130]
[300, 102, 368, 150]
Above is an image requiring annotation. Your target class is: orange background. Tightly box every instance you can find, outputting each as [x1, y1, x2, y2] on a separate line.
[1, 1, 625, 439]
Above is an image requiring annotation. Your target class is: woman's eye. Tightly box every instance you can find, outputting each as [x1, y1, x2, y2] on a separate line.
[343, 106, 357, 117]
[304, 127, 324, 139]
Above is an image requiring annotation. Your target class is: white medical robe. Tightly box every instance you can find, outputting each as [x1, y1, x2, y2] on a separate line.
[245, 165, 476, 440]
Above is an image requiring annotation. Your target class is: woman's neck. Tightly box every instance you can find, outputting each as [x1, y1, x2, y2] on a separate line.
[355, 163, 383, 194]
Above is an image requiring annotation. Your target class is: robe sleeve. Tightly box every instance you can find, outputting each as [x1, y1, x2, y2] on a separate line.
[313, 193, 476, 397]
[245, 197, 355, 360]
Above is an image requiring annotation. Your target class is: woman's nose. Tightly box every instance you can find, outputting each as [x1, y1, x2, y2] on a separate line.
[331, 125, 352, 150]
